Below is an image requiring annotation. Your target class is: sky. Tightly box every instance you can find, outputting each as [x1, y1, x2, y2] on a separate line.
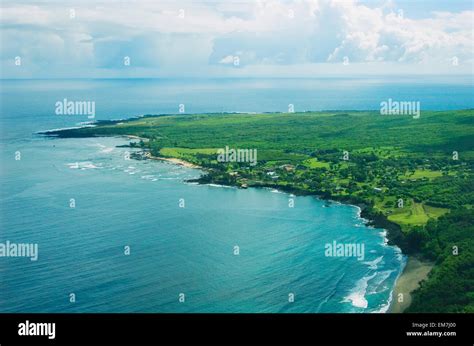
[1, 0, 473, 79]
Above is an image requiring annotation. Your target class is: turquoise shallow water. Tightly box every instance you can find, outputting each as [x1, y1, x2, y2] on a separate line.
[2, 77, 470, 312]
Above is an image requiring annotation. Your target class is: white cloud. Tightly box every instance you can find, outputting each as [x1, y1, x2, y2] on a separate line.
[219, 55, 235, 64]
[0, 0, 472, 78]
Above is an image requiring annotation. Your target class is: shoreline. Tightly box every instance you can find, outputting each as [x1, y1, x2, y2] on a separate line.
[43, 126, 424, 313]
[143, 152, 202, 169]
[389, 256, 434, 313]
[139, 152, 412, 313]
[119, 140, 418, 313]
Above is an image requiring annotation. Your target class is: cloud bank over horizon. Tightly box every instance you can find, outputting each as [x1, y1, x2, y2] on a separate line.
[1, 0, 473, 78]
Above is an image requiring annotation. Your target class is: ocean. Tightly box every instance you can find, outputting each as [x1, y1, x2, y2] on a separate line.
[0, 77, 472, 312]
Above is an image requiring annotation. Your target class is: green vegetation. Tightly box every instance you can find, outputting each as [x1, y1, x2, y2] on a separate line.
[387, 201, 449, 227]
[406, 210, 474, 312]
[401, 169, 444, 180]
[160, 147, 218, 162]
[47, 109, 474, 312]
[303, 158, 331, 169]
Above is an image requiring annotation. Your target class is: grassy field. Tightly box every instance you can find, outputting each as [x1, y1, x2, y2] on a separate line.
[47, 109, 474, 312]
[303, 158, 331, 169]
[401, 169, 444, 180]
[388, 201, 449, 228]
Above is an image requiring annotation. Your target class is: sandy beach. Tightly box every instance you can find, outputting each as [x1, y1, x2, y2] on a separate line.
[144, 152, 201, 169]
[126, 135, 148, 141]
[389, 257, 434, 313]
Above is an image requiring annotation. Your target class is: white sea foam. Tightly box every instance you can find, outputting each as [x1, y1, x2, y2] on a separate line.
[100, 147, 114, 153]
[374, 296, 392, 313]
[208, 183, 234, 188]
[380, 230, 389, 246]
[38, 124, 96, 134]
[343, 273, 377, 309]
[354, 205, 362, 218]
[363, 256, 384, 270]
[66, 161, 99, 170]
[141, 175, 156, 180]
[366, 269, 395, 295]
